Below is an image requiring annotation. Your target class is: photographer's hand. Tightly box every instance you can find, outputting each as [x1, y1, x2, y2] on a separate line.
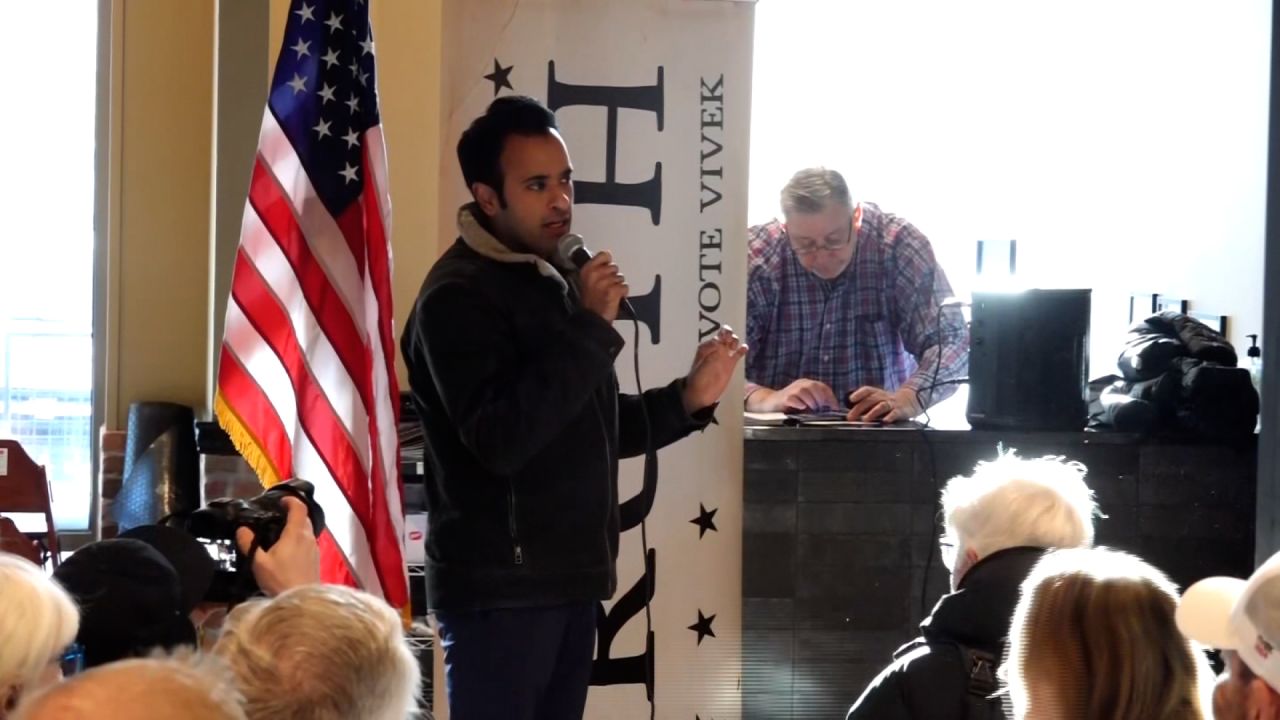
[235, 496, 321, 596]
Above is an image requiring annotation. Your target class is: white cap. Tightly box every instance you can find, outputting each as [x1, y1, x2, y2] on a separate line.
[1177, 551, 1280, 691]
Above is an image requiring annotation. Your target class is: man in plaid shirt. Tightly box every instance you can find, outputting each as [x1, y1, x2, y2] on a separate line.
[745, 168, 969, 422]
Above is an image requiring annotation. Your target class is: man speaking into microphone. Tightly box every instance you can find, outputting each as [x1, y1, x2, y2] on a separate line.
[401, 95, 745, 720]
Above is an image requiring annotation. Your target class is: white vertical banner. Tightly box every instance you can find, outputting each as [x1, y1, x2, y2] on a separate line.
[439, 1, 755, 718]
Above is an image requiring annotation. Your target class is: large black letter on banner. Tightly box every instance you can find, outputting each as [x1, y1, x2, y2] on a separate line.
[624, 275, 662, 345]
[546, 61, 665, 225]
[550, 60, 666, 706]
[590, 549, 657, 697]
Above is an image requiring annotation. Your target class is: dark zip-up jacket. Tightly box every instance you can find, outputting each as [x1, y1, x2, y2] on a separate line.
[400, 206, 711, 611]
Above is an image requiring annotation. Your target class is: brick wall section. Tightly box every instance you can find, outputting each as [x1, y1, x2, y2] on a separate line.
[742, 429, 1257, 719]
[99, 429, 127, 538]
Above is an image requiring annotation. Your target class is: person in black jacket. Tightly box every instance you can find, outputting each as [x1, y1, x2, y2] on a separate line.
[401, 96, 745, 720]
[846, 451, 1099, 720]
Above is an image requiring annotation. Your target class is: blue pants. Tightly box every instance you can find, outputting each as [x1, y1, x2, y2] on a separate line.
[435, 602, 597, 720]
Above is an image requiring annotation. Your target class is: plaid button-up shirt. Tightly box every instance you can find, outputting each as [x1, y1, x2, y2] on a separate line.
[745, 203, 969, 408]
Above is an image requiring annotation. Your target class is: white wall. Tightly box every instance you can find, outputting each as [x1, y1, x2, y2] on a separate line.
[750, 0, 1272, 378]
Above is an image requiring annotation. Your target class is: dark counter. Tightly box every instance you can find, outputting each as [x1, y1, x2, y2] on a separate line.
[742, 425, 1257, 719]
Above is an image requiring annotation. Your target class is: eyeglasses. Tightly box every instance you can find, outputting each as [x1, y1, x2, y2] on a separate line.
[790, 219, 854, 255]
[939, 537, 958, 571]
[58, 643, 84, 677]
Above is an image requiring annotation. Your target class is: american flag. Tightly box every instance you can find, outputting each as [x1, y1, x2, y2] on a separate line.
[214, 0, 407, 610]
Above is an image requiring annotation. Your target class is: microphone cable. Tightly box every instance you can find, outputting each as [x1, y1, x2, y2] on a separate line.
[916, 298, 970, 617]
[628, 312, 658, 720]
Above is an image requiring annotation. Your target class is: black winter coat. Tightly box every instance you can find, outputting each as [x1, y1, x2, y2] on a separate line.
[1100, 312, 1256, 436]
[846, 547, 1043, 720]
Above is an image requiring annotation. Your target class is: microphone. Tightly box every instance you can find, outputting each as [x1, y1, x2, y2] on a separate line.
[556, 233, 594, 270]
[556, 233, 636, 320]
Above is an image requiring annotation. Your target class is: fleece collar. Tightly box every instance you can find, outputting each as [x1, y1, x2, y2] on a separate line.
[457, 203, 568, 294]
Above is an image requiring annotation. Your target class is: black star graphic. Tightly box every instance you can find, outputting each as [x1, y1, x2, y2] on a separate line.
[483, 58, 514, 96]
[690, 503, 718, 539]
[688, 610, 717, 646]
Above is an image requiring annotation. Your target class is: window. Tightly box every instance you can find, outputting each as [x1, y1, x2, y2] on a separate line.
[750, 0, 1271, 402]
[1, 4, 99, 530]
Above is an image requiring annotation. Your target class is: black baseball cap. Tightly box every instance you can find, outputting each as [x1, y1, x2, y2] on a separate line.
[53, 527, 216, 668]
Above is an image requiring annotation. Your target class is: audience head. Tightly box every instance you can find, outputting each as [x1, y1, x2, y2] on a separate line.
[11, 653, 244, 720]
[779, 167, 859, 279]
[1006, 547, 1210, 720]
[0, 554, 79, 717]
[940, 451, 1098, 590]
[214, 584, 420, 720]
[52, 532, 213, 668]
[1178, 549, 1280, 720]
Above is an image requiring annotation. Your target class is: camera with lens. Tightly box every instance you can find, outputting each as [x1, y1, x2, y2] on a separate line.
[163, 478, 326, 604]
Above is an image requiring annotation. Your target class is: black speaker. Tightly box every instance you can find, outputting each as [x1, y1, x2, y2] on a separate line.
[966, 289, 1092, 431]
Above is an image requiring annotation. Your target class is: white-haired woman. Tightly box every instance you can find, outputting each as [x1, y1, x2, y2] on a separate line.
[848, 451, 1099, 719]
[0, 553, 80, 716]
[941, 451, 1099, 592]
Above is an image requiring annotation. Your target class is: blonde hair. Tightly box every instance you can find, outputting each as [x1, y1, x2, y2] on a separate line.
[0, 553, 79, 696]
[780, 167, 852, 216]
[1006, 547, 1211, 720]
[941, 450, 1097, 558]
[12, 650, 244, 720]
[214, 584, 420, 720]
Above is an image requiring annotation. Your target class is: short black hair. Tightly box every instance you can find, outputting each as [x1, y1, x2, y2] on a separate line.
[457, 95, 559, 204]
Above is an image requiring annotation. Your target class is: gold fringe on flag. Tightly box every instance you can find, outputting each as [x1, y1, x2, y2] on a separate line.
[215, 390, 413, 625]
[213, 389, 283, 490]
